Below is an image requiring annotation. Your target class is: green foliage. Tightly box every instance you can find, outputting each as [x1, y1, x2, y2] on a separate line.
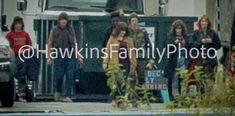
[165, 46, 235, 114]
[174, 66, 235, 108]
[105, 60, 156, 110]
[167, 64, 235, 114]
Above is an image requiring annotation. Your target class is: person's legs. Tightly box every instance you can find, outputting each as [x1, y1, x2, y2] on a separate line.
[64, 58, 75, 101]
[136, 59, 147, 85]
[15, 55, 27, 102]
[53, 58, 65, 101]
[16, 76, 27, 102]
[172, 57, 186, 97]
[178, 57, 186, 94]
[121, 64, 130, 79]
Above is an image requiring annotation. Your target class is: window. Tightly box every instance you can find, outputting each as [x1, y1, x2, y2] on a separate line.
[105, 0, 144, 14]
[46, 0, 107, 12]
[46, 0, 144, 14]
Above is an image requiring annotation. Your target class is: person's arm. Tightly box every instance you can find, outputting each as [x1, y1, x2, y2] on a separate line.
[167, 33, 175, 45]
[6, 33, 17, 53]
[129, 37, 137, 72]
[26, 33, 32, 46]
[6, 33, 13, 48]
[103, 27, 111, 48]
[47, 30, 53, 64]
[189, 31, 202, 48]
[103, 37, 111, 70]
[210, 31, 221, 50]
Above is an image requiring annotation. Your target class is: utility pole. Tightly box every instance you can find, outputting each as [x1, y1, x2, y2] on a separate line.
[0, 0, 2, 27]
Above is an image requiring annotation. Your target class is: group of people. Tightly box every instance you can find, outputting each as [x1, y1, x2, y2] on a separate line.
[102, 12, 156, 85]
[102, 11, 221, 100]
[164, 16, 221, 99]
[5, 13, 83, 102]
[4, 11, 221, 102]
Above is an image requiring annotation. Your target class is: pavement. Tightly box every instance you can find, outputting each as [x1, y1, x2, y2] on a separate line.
[0, 102, 233, 115]
[0, 102, 168, 115]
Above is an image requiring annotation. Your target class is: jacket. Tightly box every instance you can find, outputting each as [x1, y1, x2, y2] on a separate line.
[164, 33, 190, 79]
[129, 27, 154, 59]
[188, 29, 221, 71]
[103, 36, 137, 72]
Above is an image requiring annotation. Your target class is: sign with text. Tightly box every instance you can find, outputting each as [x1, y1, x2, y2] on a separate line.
[145, 70, 168, 90]
[145, 70, 170, 103]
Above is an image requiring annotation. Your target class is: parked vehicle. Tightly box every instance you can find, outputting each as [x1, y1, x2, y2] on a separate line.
[0, 28, 16, 107]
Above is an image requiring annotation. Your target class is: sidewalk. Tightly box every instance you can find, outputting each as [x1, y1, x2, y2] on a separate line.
[1, 102, 232, 115]
[0, 102, 166, 115]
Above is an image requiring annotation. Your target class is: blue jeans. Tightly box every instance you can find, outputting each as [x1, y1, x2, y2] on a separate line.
[172, 57, 186, 97]
[54, 58, 75, 97]
[121, 64, 130, 79]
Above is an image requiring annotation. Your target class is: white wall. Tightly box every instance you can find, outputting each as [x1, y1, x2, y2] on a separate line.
[167, 0, 206, 17]
[144, 0, 158, 16]
[193, 0, 206, 17]
[4, 0, 21, 28]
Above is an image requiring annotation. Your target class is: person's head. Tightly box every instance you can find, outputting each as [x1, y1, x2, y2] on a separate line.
[197, 15, 212, 30]
[110, 12, 120, 27]
[170, 19, 187, 36]
[129, 12, 139, 28]
[58, 12, 69, 28]
[112, 22, 130, 38]
[11, 16, 24, 32]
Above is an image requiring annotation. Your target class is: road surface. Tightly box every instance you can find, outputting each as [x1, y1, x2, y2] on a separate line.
[0, 102, 167, 115]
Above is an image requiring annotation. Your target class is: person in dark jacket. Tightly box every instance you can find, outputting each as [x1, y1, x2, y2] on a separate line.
[188, 15, 221, 82]
[164, 20, 190, 99]
[102, 12, 121, 48]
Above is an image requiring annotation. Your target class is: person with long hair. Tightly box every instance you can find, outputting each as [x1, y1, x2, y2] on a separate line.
[103, 22, 136, 77]
[6, 16, 32, 54]
[6, 16, 32, 102]
[188, 15, 221, 93]
[47, 12, 83, 102]
[164, 19, 190, 99]
[103, 21, 137, 107]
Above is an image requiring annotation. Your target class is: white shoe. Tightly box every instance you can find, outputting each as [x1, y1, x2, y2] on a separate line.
[64, 97, 73, 103]
[54, 92, 61, 102]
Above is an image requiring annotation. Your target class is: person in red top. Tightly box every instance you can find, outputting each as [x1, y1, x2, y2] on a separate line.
[6, 16, 32, 102]
[6, 16, 32, 54]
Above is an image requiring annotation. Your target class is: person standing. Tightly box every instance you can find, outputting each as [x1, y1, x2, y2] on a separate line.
[164, 20, 190, 99]
[47, 12, 83, 102]
[128, 12, 155, 85]
[103, 22, 136, 78]
[6, 16, 32, 102]
[188, 15, 221, 93]
[102, 12, 121, 48]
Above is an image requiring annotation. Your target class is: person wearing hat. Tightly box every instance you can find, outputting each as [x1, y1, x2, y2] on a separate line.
[6, 16, 32, 102]
[47, 12, 83, 102]
[128, 12, 156, 85]
[102, 12, 121, 48]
